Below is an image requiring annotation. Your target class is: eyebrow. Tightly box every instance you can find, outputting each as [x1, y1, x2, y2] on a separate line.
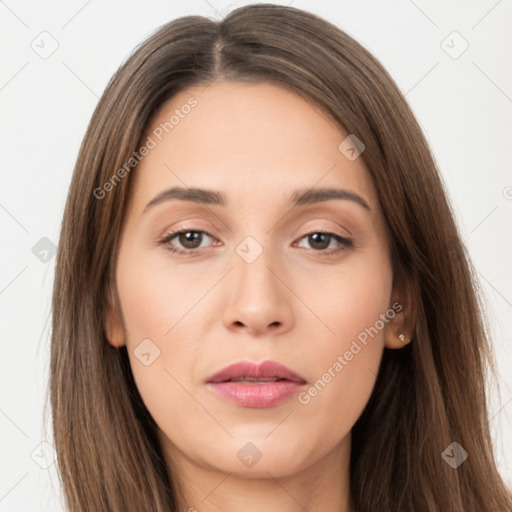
[143, 186, 371, 212]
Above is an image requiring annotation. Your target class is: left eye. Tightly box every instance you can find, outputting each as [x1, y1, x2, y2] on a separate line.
[296, 231, 352, 252]
[158, 229, 352, 255]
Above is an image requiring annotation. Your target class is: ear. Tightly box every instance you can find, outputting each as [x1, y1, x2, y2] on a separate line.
[104, 287, 126, 348]
[383, 273, 416, 349]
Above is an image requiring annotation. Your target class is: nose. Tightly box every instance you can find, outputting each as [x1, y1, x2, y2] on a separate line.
[221, 245, 294, 337]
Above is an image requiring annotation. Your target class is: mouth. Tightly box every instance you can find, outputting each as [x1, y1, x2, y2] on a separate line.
[206, 360, 307, 408]
[225, 377, 292, 383]
[206, 360, 307, 384]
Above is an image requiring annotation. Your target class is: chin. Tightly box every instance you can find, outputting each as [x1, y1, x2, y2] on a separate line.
[206, 434, 316, 478]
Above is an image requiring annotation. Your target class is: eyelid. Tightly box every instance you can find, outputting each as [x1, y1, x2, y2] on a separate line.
[293, 228, 353, 252]
[157, 222, 350, 244]
[299, 225, 351, 239]
[157, 225, 353, 256]
[157, 225, 216, 251]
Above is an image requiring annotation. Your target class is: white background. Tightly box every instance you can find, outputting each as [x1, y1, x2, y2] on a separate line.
[1, 0, 511, 510]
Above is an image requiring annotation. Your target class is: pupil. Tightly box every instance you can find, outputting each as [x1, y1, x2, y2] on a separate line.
[310, 233, 329, 250]
[180, 231, 201, 248]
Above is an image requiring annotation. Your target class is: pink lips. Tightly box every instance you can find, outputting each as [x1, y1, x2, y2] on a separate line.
[206, 360, 307, 408]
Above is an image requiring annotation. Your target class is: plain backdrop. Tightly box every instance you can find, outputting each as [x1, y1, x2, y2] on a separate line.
[1, 0, 511, 510]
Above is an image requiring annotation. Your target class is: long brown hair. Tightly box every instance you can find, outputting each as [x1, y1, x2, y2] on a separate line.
[48, 3, 512, 511]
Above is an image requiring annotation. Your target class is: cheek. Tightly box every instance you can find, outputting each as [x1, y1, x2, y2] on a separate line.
[294, 247, 392, 422]
[116, 243, 204, 339]
[301, 244, 393, 348]
[114, 245, 202, 405]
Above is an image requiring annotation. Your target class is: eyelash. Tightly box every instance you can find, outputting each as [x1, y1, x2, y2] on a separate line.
[157, 228, 353, 257]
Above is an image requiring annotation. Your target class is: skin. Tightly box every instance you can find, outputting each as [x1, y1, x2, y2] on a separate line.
[106, 80, 415, 512]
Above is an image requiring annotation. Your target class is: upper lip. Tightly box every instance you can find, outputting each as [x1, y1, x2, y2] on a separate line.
[206, 360, 307, 384]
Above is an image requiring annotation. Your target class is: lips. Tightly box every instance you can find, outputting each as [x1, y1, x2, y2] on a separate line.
[206, 360, 307, 384]
[206, 360, 307, 408]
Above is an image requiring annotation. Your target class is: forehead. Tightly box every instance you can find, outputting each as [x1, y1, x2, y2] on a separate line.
[132, 80, 378, 215]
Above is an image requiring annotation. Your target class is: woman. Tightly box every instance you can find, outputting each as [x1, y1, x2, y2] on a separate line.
[49, 3, 512, 511]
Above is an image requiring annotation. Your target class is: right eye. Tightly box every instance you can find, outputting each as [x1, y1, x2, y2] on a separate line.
[158, 229, 217, 255]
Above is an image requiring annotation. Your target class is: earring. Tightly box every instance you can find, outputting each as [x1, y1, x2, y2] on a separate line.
[398, 333, 406, 344]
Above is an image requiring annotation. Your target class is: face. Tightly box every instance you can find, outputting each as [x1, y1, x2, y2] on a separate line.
[107, 80, 408, 480]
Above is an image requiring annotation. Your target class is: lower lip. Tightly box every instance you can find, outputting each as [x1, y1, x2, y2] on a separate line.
[207, 380, 306, 408]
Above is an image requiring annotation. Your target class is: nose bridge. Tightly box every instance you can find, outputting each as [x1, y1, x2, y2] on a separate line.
[222, 231, 294, 335]
[233, 232, 281, 299]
